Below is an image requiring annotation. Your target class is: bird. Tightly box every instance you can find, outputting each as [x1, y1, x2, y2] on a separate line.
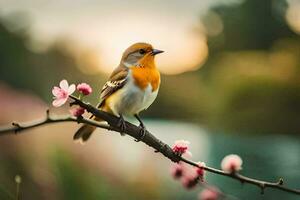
[73, 42, 164, 143]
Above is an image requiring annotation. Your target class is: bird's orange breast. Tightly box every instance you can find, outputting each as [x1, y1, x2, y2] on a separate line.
[130, 67, 160, 92]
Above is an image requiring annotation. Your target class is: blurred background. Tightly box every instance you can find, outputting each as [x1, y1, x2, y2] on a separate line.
[0, 0, 300, 199]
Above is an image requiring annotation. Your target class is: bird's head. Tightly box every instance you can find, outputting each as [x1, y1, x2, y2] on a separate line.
[121, 42, 164, 68]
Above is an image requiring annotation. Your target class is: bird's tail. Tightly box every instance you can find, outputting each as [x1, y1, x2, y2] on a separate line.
[73, 102, 107, 143]
[73, 116, 103, 143]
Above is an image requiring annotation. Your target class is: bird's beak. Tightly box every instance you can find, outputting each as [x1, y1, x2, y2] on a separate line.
[151, 49, 164, 55]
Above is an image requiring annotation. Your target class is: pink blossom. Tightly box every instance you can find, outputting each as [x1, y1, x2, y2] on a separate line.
[52, 80, 75, 107]
[221, 154, 243, 173]
[181, 176, 198, 189]
[180, 162, 199, 189]
[182, 150, 192, 158]
[196, 162, 206, 181]
[70, 107, 85, 117]
[77, 83, 92, 95]
[198, 187, 219, 200]
[170, 163, 183, 179]
[172, 140, 190, 155]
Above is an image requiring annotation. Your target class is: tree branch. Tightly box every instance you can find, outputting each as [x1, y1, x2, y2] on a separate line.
[0, 95, 300, 196]
[0, 109, 113, 135]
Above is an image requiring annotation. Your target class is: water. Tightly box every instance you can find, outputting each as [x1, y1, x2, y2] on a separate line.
[208, 133, 300, 200]
[143, 120, 300, 200]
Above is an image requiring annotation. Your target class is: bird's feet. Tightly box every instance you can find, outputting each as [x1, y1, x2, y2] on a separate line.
[135, 123, 147, 142]
[117, 115, 126, 136]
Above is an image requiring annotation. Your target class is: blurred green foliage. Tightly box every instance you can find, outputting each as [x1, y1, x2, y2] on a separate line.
[51, 149, 136, 200]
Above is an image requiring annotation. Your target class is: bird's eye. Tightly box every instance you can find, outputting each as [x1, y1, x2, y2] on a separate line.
[139, 49, 146, 55]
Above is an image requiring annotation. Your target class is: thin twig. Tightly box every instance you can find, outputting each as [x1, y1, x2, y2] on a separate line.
[180, 157, 298, 194]
[0, 96, 299, 196]
[0, 109, 113, 135]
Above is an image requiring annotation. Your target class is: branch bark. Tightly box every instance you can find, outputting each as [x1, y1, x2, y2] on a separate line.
[0, 95, 299, 196]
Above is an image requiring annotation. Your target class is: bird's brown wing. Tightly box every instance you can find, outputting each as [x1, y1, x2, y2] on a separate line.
[74, 65, 129, 142]
[98, 65, 129, 108]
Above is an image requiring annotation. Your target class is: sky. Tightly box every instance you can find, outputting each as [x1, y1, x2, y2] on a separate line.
[0, 0, 244, 74]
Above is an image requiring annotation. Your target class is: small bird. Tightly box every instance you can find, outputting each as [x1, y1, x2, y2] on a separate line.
[74, 42, 163, 142]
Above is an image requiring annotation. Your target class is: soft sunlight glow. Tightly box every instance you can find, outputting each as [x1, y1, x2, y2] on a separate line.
[0, 0, 234, 74]
[96, 15, 208, 74]
[286, 0, 300, 35]
[31, 12, 209, 75]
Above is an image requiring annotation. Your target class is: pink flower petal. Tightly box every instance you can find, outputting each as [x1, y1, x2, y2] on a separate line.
[77, 83, 92, 95]
[221, 154, 243, 173]
[182, 151, 192, 158]
[170, 163, 183, 179]
[70, 107, 85, 117]
[181, 176, 198, 190]
[52, 98, 68, 107]
[59, 79, 69, 91]
[52, 86, 61, 96]
[198, 187, 219, 200]
[172, 140, 190, 155]
[68, 84, 76, 95]
[196, 162, 206, 176]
